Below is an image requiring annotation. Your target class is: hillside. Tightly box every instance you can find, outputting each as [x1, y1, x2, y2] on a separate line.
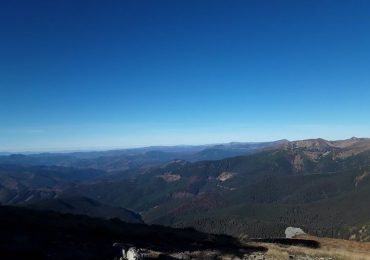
[61, 138, 370, 240]
[3, 138, 370, 243]
[24, 196, 143, 224]
[0, 164, 105, 204]
[0, 205, 266, 260]
[2, 205, 369, 259]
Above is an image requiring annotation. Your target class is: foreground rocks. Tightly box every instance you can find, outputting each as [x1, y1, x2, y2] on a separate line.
[113, 247, 336, 260]
[113, 245, 267, 260]
[289, 257, 333, 260]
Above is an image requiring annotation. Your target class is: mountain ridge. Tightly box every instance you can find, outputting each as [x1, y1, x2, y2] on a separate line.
[3, 137, 370, 242]
[57, 137, 370, 240]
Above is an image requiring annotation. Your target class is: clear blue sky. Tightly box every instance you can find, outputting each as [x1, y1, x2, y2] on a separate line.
[1, 0, 370, 152]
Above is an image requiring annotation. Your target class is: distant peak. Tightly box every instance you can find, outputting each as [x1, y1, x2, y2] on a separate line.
[276, 139, 290, 143]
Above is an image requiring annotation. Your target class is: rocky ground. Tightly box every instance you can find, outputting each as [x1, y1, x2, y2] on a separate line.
[114, 234, 370, 260]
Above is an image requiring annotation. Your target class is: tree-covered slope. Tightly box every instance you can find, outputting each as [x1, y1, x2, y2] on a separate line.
[0, 205, 263, 260]
[62, 138, 370, 240]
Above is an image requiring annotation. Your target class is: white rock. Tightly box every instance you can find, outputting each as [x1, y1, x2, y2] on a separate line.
[285, 227, 305, 238]
[126, 247, 141, 260]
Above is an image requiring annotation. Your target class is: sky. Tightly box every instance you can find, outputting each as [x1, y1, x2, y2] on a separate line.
[1, 0, 370, 152]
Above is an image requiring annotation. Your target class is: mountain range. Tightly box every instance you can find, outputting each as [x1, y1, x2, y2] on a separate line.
[2, 138, 370, 242]
[0, 141, 284, 172]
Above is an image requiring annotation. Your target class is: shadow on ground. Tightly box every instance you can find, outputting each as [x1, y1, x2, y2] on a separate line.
[0, 206, 267, 259]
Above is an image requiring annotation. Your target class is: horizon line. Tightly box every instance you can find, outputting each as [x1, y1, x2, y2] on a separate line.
[1, 136, 367, 155]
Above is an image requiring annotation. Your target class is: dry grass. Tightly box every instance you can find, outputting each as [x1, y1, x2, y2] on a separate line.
[247, 235, 370, 260]
[299, 235, 370, 259]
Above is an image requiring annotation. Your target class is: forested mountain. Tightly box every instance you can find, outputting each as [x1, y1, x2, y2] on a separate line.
[59, 138, 370, 240]
[24, 196, 143, 224]
[2, 138, 370, 242]
[0, 164, 105, 204]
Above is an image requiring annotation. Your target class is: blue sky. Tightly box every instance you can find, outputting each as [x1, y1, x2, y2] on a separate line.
[1, 0, 370, 152]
